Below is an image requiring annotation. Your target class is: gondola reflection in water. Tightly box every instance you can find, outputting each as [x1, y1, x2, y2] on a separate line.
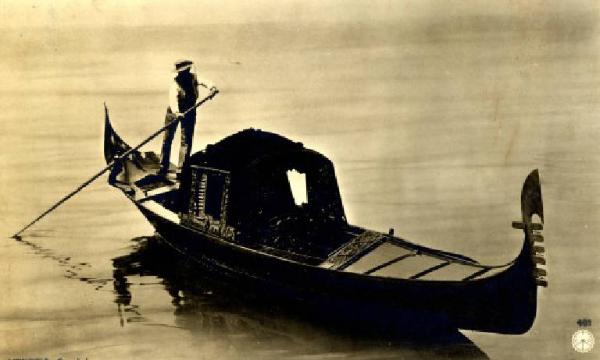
[112, 236, 488, 359]
[104, 104, 546, 338]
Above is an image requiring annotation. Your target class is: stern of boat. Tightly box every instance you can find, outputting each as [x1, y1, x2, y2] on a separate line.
[104, 104, 132, 165]
[103, 104, 167, 186]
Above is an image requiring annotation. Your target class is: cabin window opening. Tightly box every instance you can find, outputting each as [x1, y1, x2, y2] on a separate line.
[287, 169, 307, 206]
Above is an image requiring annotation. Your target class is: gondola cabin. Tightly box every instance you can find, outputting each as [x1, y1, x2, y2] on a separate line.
[177, 129, 352, 262]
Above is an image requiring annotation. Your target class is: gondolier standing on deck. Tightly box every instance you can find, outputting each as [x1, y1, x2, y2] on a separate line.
[158, 59, 217, 177]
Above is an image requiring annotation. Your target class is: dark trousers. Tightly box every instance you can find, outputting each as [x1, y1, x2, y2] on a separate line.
[159, 108, 196, 174]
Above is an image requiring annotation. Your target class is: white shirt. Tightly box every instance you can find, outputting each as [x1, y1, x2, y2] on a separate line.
[169, 75, 214, 114]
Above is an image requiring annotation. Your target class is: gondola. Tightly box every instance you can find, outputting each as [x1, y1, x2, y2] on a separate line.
[103, 107, 546, 335]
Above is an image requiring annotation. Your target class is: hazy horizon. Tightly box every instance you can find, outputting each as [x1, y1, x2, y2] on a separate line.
[0, 0, 597, 28]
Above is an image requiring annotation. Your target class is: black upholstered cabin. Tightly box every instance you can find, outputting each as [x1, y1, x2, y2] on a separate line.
[179, 129, 349, 256]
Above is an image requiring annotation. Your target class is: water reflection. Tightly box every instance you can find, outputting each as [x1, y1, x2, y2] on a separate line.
[111, 236, 488, 359]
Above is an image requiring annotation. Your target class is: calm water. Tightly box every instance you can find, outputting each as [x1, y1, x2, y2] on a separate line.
[1, 20, 599, 359]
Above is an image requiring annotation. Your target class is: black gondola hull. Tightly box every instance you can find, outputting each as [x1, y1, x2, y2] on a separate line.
[135, 200, 537, 335]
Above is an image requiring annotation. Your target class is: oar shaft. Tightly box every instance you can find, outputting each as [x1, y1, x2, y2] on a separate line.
[11, 89, 219, 238]
[115, 89, 218, 161]
[12, 163, 115, 238]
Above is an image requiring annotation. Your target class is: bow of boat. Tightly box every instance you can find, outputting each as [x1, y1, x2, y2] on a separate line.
[103, 105, 175, 199]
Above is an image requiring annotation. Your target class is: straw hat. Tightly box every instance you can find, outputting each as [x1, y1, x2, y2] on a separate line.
[174, 59, 193, 73]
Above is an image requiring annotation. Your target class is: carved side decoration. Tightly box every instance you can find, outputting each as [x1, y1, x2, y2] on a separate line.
[181, 166, 236, 241]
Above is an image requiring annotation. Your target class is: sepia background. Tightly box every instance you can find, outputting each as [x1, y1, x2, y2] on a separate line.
[1, 0, 599, 358]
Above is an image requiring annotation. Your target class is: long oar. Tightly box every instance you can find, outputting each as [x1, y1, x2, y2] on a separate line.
[11, 89, 219, 239]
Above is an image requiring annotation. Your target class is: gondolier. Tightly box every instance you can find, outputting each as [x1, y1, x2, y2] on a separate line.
[159, 59, 217, 177]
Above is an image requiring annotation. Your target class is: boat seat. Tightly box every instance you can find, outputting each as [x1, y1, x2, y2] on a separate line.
[142, 183, 179, 197]
[131, 174, 180, 202]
